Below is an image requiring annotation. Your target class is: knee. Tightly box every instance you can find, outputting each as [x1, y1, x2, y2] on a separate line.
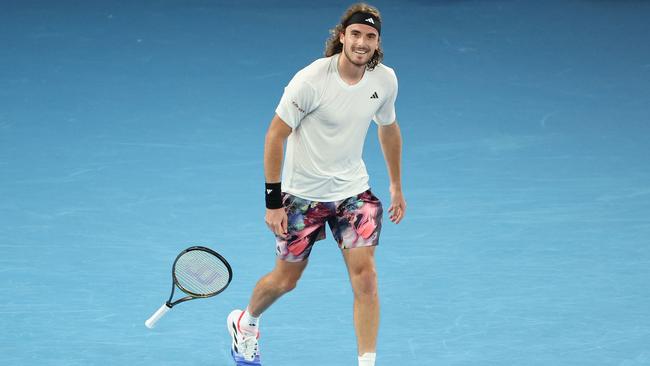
[267, 260, 307, 295]
[350, 268, 378, 299]
[279, 278, 299, 293]
[272, 273, 300, 294]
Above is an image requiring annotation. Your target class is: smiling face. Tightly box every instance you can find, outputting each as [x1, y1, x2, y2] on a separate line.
[339, 23, 380, 68]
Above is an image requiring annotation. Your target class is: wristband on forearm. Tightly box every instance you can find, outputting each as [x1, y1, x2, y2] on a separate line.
[265, 182, 282, 209]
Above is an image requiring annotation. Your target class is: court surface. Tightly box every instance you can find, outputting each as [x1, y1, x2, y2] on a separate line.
[1, 0, 649, 365]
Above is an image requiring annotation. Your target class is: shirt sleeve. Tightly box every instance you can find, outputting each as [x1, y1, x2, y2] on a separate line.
[373, 70, 398, 126]
[275, 75, 317, 129]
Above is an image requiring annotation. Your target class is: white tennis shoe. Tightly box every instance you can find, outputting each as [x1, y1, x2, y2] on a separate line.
[227, 309, 261, 366]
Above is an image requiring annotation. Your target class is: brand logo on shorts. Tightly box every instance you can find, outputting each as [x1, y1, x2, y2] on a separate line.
[266, 189, 273, 194]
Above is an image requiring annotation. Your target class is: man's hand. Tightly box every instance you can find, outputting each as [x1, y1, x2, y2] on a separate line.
[265, 208, 288, 238]
[388, 186, 406, 224]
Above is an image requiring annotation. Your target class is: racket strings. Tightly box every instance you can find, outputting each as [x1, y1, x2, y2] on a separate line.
[174, 250, 230, 296]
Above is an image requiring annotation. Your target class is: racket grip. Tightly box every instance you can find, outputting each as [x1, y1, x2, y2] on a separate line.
[145, 303, 171, 329]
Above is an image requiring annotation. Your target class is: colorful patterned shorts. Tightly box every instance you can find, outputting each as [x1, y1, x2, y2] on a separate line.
[275, 190, 383, 262]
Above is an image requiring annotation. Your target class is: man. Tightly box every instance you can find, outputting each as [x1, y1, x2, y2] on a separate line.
[227, 3, 405, 366]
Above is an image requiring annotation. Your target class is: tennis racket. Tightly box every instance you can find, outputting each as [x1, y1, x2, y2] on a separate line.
[145, 246, 233, 329]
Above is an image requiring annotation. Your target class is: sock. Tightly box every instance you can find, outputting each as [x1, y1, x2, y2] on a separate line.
[358, 352, 376, 366]
[239, 308, 260, 337]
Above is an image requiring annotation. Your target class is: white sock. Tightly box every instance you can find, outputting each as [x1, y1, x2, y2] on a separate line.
[239, 308, 259, 336]
[358, 352, 376, 366]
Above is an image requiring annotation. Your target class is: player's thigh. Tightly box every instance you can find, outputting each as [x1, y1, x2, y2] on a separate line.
[270, 257, 309, 283]
[341, 246, 376, 276]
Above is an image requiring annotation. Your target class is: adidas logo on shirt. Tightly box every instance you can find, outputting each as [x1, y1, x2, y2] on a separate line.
[370, 92, 379, 99]
[365, 18, 375, 24]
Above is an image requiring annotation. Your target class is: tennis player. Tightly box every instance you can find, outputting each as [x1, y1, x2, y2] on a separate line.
[227, 3, 405, 366]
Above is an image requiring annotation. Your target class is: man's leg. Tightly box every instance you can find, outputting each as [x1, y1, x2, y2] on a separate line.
[247, 193, 324, 317]
[342, 246, 379, 357]
[332, 190, 382, 365]
[229, 193, 329, 365]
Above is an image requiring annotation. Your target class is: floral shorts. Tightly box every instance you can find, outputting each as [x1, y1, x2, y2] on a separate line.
[275, 190, 383, 262]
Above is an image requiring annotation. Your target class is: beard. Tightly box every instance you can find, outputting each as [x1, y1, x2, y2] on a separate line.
[343, 45, 372, 67]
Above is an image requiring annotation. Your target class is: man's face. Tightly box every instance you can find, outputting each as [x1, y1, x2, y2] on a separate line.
[339, 23, 379, 67]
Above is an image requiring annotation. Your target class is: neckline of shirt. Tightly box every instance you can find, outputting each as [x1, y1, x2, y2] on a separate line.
[333, 53, 369, 89]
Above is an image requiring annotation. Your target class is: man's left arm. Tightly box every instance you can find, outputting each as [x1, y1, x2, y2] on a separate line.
[378, 121, 406, 224]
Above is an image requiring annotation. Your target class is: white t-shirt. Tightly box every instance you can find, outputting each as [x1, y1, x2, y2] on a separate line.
[275, 53, 398, 202]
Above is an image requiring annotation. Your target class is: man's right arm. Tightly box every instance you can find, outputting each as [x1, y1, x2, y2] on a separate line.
[264, 114, 293, 238]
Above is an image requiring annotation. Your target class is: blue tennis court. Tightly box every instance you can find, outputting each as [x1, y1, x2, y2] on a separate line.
[1, 0, 649, 365]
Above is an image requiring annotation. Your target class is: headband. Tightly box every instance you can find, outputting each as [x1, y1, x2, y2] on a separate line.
[343, 12, 381, 35]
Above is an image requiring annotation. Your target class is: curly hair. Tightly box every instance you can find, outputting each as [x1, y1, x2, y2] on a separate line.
[324, 3, 384, 71]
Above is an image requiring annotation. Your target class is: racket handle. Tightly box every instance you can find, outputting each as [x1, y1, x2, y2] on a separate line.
[145, 303, 171, 329]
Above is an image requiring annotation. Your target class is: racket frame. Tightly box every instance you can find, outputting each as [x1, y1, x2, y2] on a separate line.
[166, 245, 233, 308]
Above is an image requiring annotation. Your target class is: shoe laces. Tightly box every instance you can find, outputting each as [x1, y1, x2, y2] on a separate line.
[240, 334, 258, 361]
